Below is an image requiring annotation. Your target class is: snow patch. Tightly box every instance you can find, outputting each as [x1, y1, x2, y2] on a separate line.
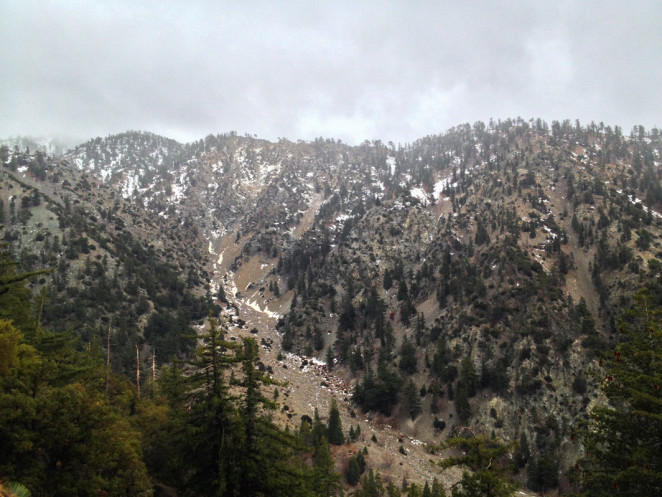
[246, 292, 280, 319]
[386, 156, 396, 175]
[410, 187, 429, 206]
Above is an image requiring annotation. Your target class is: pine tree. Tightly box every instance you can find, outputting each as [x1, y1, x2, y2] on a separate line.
[435, 432, 518, 497]
[299, 417, 313, 447]
[0, 253, 152, 496]
[311, 408, 327, 449]
[313, 436, 343, 497]
[239, 337, 272, 496]
[455, 383, 472, 424]
[356, 469, 386, 497]
[399, 336, 418, 374]
[404, 380, 422, 420]
[327, 397, 344, 445]
[460, 356, 478, 397]
[513, 432, 529, 469]
[526, 451, 558, 492]
[314, 327, 325, 351]
[179, 318, 240, 496]
[383, 269, 393, 290]
[397, 279, 408, 301]
[338, 290, 356, 332]
[346, 456, 361, 485]
[575, 290, 662, 496]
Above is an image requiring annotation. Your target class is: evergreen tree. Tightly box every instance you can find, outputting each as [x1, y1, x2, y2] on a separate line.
[311, 408, 327, 449]
[431, 478, 446, 497]
[327, 397, 344, 445]
[365, 285, 380, 321]
[0, 249, 152, 496]
[475, 220, 490, 246]
[356, 469, 386, 497]
[346, 456, 361, 485]
[352, 362, 402, 416]
[404, 379, 422, 420]
[432, 337, 448, 380]
[217, 284, 227, 303]
[397, 280, 408, 301]
[513, 432, 530, 469]
[238, 337, 274, 496]
[326, 347, 334, 371]
[313, 436, 343, 497]
[436, 433, 518, 497]
[455, 383, 472, 424]
[460, 356, 478, 398]
[314, 327, 325, 351]
[399, 336, 418, 374]
[526, 452, 558, 492]
[178, 318, 240, 496]
[383, 269, 393, 290]
[575, 290, 662, 496]
[356, 449, 366, 472]
[338, 290, 356, 332]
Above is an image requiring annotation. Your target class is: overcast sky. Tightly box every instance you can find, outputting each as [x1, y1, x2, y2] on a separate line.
[1, 1, 660, 145]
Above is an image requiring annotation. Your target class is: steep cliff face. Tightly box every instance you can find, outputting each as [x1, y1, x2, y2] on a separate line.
[4, 119, 662, 490]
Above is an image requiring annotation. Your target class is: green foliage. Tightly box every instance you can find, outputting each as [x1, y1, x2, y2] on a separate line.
[313, 437, 344, 497]
[0, 322, 152, 496]
[327, 397, 344, 445]
[399, 337, 418, 374]
[4, 481, 32, 497]
[168, 321, 316, 497]
[312, 408, 328, 449]
[575, 290, 662, 496]
[455, 383, 472, 424]
[436, 433, 518, 497]
[460, 357, 478, 398]
[525, 451, 558, 492]
[314, 326, 325, 350]
[346, 456, 361, 485]
[432, 338, 450, 381]
[513, 432, 529, 469]
[355, 469, 387, 497]
[572, 373, 587, 394]
[338, 289, 356, 332]
[404, 380, 422, 420]
[0, 243, 322, 497]
[6, 120, 662, 497]
[352, 362, 402, 416]
[397, 280, 409, 301]
[383, 270, 393, 290]
[475, 219, 490, 246]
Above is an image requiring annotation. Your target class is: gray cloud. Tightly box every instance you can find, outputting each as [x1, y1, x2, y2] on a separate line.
[1, 0, 660, 145]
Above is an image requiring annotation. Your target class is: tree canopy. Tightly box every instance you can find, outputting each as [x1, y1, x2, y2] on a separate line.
[574, 290, 662, 496]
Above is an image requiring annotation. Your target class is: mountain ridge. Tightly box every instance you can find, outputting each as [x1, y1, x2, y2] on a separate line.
[2, 118, 661, 494]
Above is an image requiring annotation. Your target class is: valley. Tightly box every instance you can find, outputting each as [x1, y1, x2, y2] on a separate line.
[2, 119, 661, 496]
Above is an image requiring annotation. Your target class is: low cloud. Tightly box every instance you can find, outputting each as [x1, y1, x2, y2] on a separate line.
[1, 1, 660, 144]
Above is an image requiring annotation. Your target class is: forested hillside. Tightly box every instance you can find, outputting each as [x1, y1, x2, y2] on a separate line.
[1, 119, 662, 496]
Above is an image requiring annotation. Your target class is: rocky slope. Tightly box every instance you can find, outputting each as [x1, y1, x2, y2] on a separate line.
[3, 119, 661, 493]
